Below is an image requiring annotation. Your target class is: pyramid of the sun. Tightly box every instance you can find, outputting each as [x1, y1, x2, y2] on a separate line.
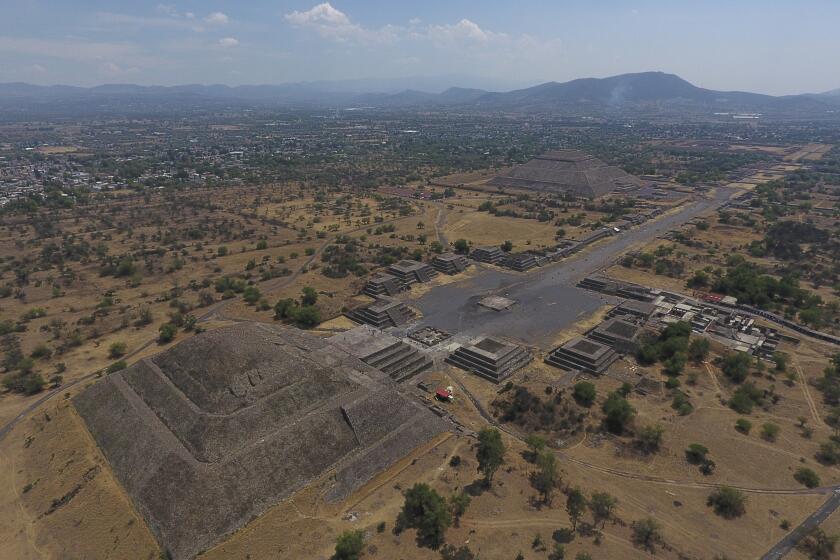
[488, 149, 641, 198]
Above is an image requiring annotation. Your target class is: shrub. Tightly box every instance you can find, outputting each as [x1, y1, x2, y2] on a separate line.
[707, 486, 746, 518]
[685, 443, 709, 464]
[721, 351, 751, 383]
[735, 418, 752, 434]
[631, 518, 663, 552]
[572, 381, 596, 407]
[794, 467, 820, 489]
[158, 323, 177, 344]
[395, 483, 452, 548]
[602, 392, 635, 434]
[106, 360, 127, 374]
[2, 372, 45, 395]
[108, 341, 127, 359]
[761, 422, 780, 442]
[635, 424, 665, 455]
[333, 529, 364, 560]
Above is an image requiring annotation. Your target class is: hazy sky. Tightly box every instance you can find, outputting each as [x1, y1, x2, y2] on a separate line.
[1, 1, 839, 94]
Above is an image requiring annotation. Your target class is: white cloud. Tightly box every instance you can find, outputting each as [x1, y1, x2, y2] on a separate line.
[285, 4, 509, 48]
[285, 3, 350, 26]
[218, 37, 239, 48]
[28, 64, 47, 73]
[100, 61, 139, 75]
[284, 2, 393, 43]
[205, 12, 229, 25]
[425, 19, 502, 44]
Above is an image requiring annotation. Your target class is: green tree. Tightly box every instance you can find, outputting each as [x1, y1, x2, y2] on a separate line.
[158, 323, 177, 344]
[602, 392, 635, 434]
[565, 487, 587, 531]
[453, 239, 470, 254]
[500, 240, 513, 252]
[108, 341, 127, 359]
[274, 298, 296, 320]
[449, 491, 471, 526]
[476, 428, 505, 485]
[396, 483, 452, 549]
[707, 486, 746, 518]
[761, 422, 780, 442]
[687, 337, 710, 363]
[572, 381, 597, 407]
[333, 530, 364, 560]
[590, 491, 618, 529]
[794, 467, 820, 489]
[635, 424, 665, 454]
[242, 285, 261, 305]
[292, 305, 321, 328]
[532, 450, 560, 505]
[524, 434, 546, 462]
[735, 418, 752, 434]
[797, 527, 838, 560]
[685, 443, 709, 464]
[631, 518, 663, 552]
[301, 286, 318, 306]
[721, 351, 752, 383]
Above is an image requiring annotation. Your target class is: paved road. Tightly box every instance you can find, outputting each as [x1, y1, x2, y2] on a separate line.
[761, 490, 840, 560]
[411, 188, 734, 348]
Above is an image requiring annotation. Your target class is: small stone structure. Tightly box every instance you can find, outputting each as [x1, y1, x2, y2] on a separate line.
[362, 272, 408, 297]
[408, 326, 452, 347]
[431, 253, 469, 275]
[346, 296, 416, 328]
[588, 317, 643, 353]
[386, 259, 438, 284]
[470, 246, 504, 265]
[478, 296, 516, 311]
[545, 336, 618, 374]
[445, 336, 532, 382]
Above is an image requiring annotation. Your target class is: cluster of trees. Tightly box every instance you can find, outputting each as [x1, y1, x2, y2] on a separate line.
[491, 385, 586, 435]
[636, 321, 708, 377]
[274, 287, 321, 328]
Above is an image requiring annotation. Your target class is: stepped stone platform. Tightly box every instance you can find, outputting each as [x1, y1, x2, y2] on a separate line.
[74, 324, 446, 560]
[610, 300, 656, 321]
[588, 317, 643, 353]
[346, 296, 416, 328]
[487, 149, 642, 198]
[578, 275, 657, 302]
[431, 253, 469, 275]
[545, 336, 618, 374]
[445, 336, 532, 382]
[386, 259, 438, 284]
[502, 252, 539, 272]
[362, 272, 408, 297]
[331, 325, 432, 383]
[470, 246, 504, 265]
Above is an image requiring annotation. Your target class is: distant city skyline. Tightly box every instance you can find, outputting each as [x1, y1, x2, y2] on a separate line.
[1, 1, 839, 95]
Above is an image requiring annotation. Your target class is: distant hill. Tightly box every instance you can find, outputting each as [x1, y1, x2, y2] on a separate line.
[0, 72, 837, 117]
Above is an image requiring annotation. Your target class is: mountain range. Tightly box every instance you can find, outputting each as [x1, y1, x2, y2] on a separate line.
[2, 72, 839, 117]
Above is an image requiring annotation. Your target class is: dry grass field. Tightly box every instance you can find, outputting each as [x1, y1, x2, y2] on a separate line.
[1, 168, 838, 560]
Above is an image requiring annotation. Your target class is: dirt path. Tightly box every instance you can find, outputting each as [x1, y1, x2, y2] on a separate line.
[795, 363, 825, 428]
[704, 362, 723, 395]
[435, 206, 448, 247]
